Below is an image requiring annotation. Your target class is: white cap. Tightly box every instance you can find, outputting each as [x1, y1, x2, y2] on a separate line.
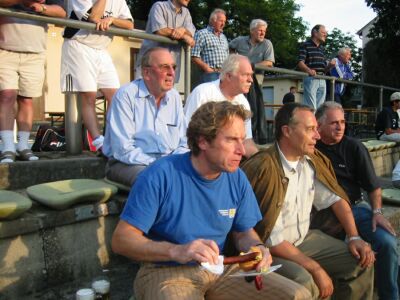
[390, 92, 400, 101]
[76, 288, 95, 300]
[92, 279, 110, 294]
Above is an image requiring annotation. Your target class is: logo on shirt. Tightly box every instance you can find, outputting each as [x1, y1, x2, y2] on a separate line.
[338, 164, 346, 168]
[219, 209, 236, 218]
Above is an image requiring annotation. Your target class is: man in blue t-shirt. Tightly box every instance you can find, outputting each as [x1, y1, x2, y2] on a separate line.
[111, 101, 310, 299]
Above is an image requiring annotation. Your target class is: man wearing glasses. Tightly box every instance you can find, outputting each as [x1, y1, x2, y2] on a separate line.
[375, 92, 400, 142]
[102, 47, 188, 187]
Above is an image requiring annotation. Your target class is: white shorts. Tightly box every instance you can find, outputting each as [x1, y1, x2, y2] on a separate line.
[60, 39, 120, 92]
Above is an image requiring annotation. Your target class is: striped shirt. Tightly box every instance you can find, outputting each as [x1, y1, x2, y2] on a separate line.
[191, 26, 229, 69]
[298, 39, 326, 73]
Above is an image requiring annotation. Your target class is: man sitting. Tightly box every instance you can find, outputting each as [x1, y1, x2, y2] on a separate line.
[102, 48, 188, 187]
[184, 54, 259, 158]
[375, 92, 400, 142]
[316, 101, 398, 300]
[111, 101, 310, 300]
[240, 102, 375, 299]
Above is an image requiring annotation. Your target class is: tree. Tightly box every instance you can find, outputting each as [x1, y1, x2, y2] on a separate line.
[363, 0, 400, 106]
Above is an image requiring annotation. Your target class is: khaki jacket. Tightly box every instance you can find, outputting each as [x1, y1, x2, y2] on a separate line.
[241, 143, 350, 242]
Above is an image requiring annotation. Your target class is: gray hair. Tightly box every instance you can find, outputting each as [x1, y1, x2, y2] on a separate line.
[250, 19, 268, 31]
[315, 101, 344, 124]
[338, 47, 351, 56]
[219, 54, 250, 80]
[140, 47, 171, 70]
[209, 8, 226, 24]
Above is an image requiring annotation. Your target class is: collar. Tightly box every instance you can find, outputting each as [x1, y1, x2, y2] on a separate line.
[136, 79, 170, 104]
[277, 143, 310, 173]
[168, 0, 182, 14]
[207, 25, 223, 35]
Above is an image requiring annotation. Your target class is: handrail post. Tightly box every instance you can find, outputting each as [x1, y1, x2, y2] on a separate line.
[184, 45, 191, 102]
[330, 78, 335, 102]
[379, 86, 384, 111]
[65, 92, 82, 155]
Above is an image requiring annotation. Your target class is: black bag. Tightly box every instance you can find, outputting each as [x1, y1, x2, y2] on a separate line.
[32, 125, 66, 152]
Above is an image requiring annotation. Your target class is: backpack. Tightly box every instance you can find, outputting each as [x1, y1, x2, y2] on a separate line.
[31, 125, 66, 152]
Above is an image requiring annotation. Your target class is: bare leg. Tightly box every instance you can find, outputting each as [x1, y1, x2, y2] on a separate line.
[16, 95, 33, 132]
[80, 91, 101, 139]
[100, 88, 117, 114]
[0, 89, 17, 131]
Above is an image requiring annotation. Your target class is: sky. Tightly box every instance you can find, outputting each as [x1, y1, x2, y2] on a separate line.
[295, 0, 376, 44]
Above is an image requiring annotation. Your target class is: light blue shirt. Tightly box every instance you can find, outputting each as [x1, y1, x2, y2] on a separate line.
[103, 79, 188, 165]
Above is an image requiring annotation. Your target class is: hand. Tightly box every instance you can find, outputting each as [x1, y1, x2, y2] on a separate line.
[96, 17, 113, 31]
[310, 267, 334, 299]
[254, 245, 272, 273]
[182, 35, 195, 47]
[170, 27, 186, 40]
[26, 2, 43, 13]
[307, 69, 316, 76]
[348, 239, 375, 268]
[169, 239, 220, 265]
[373, 213, 396, 235]
[328, 59, 336, 68]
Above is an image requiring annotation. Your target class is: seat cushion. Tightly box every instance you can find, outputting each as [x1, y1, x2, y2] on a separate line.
[26, 179, 118, 210]
[0, 190, 32, 220]
[382, 188, 400, 205]
[103, 177, 131, 193]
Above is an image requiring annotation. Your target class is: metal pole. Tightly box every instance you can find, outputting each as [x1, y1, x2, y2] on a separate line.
[65, 93, 82, 155]
[184, 45, 191, 102]
[330, 79, 335, 102]
[379, 86, 384, 111]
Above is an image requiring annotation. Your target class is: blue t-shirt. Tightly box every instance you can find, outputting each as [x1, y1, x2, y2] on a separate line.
[121, 152, 262, 258]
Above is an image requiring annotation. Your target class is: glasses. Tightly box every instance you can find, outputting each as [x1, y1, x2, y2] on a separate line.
[144, 64, 177, 73]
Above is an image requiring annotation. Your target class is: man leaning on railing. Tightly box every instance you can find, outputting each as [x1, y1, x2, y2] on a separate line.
[0, 0, 66, 163]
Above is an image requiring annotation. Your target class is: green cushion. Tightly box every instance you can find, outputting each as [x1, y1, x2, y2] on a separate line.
[362, 140, 396, 151]
[103, 177, 131, 193]
[0, 190, 32, 220]
[26, 179, 118, 210]
[382, 188, 400, 205]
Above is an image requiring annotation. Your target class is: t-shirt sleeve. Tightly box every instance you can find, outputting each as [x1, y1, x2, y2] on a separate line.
[229, 37, 238, 51]
[263, 40, 275, 63]
[117, 0, 133, 20]
[120, 170, 161, 233]
[71, 0, 92, 21]
[184, 87, 204, 122]
[231, 172, 262, 232]
[313, 179, 341, 210]
[298, 42, 307, 62]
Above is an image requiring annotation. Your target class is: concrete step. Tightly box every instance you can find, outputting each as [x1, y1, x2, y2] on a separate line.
[0, 152, 106, 190]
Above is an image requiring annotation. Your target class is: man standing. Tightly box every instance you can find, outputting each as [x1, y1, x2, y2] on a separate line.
[191, 8, 229, 84]
[282, 86, 297, 104]
[0, 0, 66, 163]
[134, 0, 195, 82]
[60, 0, 133, 151]
[375, 92, 400, 142]
[316, 101, 398, 300]
[330, 48, 354, 103]
[229, 18, 275, 84]
[241, 102, 375, 299]
[112, 101, 311, 300]
[297, 24, 335, 109]
[184, 54, 259, 158]
[103, 48, 188, 187]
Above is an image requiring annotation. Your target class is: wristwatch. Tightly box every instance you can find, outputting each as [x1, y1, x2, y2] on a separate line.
[373, 208, 383, 215]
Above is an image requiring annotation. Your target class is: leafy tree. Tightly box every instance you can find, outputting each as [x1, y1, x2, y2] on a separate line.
[363, 0, 400, 106]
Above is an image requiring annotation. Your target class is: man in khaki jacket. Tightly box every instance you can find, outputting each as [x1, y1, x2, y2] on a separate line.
[240, 102, 375, 299]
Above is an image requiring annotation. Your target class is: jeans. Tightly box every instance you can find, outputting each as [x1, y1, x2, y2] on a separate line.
[303, 77, 326, 109]
[199, 71, 220, 84]
[352, 204, 399, 300]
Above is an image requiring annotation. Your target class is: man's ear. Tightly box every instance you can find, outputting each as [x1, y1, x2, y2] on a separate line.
[197, 136, 209, 151]
[281, 125, 291, 138]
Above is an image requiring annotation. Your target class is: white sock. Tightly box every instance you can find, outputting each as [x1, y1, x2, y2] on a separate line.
[0, 130, 16, 152]
[92, 135, 104, 151]
[17, 131, 30, 151]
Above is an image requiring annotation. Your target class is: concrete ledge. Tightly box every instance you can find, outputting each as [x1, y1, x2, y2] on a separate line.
[368, 144, 400, 177]
[0, 152, 106, 190]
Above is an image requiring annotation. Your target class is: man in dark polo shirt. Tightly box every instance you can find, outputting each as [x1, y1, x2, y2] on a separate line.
[297, 24, 335, 109]
[316, 101, 398, 300]
[375, 91, 400, 142]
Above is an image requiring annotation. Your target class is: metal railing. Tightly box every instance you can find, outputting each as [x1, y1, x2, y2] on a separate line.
[0, 7, 191, 154]
[255, 64, 400, 110]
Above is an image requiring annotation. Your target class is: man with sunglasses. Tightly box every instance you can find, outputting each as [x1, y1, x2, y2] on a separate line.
[102, 47, 188, 187]
[375, 92, 400, 142]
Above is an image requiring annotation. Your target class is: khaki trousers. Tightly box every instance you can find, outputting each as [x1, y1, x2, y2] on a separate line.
[134, 262, 311, 300]
[273, 230, 374, 300]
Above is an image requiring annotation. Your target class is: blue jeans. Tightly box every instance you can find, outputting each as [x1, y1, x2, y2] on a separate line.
[199, 71, 220, 84]
[352, 204, 399, 300]
[303, 77, 326, 109]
